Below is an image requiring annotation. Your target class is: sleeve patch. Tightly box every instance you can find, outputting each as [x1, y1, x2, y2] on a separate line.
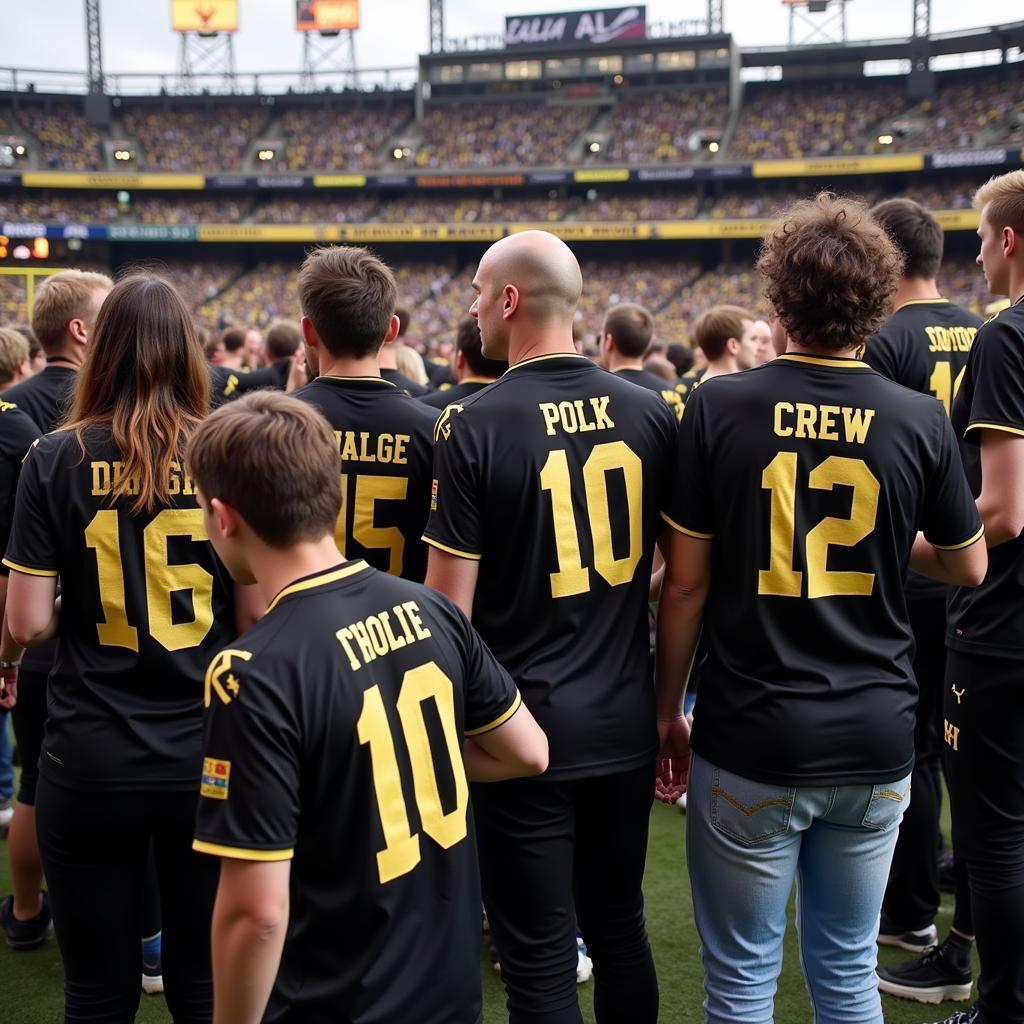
[200, 757, 231, 800]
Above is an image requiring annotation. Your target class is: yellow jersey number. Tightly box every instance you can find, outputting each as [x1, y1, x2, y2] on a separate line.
[357, 662, 468, 884]
[84, 508, 214, 651]
[335, 473, 407, 577]
[539, 440, 644, 599]
[759, 453, 880, 599]
[928, 361, 967, 417]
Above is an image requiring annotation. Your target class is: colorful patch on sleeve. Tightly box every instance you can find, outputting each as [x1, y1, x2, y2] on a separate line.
[201, 757, 231, 800]
[431, 478, 438, 511]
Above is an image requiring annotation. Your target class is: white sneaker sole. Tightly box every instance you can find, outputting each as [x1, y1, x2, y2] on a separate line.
[142, 974, 164, 995]
[576, 951, 593, 984]
[877, 929, 938, 953]
[877, 976, 972, 1004]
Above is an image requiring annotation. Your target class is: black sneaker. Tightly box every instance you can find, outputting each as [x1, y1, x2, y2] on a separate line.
[877, 938, 973, 1004]
[0, 892, 51, 950]
[878, 916, 938, 953]
[920, 1004, 979, 1024]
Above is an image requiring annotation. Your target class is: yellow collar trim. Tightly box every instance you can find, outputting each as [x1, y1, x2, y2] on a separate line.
[895, 298, 948, 311]
[321, 375, 397, 388]
[459, 376, 496, 385]
[779, 354, 869, 369]
[267, 561, 369, 613]
[505, 352, 588, 374]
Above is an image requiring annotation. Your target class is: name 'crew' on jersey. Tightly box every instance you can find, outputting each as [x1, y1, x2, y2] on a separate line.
[292, 244, 437, 583]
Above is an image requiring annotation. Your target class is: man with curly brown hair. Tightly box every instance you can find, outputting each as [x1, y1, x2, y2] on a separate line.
[654, 194, 988, 1024]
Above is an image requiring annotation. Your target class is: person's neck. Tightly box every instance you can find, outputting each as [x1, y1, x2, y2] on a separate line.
[377, 346, 398, 370]
[702, 356, 739, 380]
[221, 353, 243, 370]
[892, 278, 942, 311]
[317, 352, 380, 378]
[607, 353, 644, 373]
[46, 347, 82, 371]
[786, 341, 861, 359]
[508, 328, 577, 367]
[249, 536, 350, 610]
[1009, 265, 1024, 306]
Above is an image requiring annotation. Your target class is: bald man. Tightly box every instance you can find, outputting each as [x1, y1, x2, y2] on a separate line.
[424, 232, 675, 1024]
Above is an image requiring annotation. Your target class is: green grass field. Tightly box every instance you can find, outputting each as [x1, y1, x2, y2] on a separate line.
[0, 800, 976, 1023]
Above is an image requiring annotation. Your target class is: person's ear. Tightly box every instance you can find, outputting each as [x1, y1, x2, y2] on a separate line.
[301, 316, 322, 351]
[382, 314, 401, 345]
[502, 285, 520, 320]
[210, 497, 242, 539]
[1004, 227, 1017, 259]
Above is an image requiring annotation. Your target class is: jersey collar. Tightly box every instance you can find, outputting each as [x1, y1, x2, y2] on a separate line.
[266, 561, 370, 613]
[894, 298, 949, 311]
[319, 375, 398, 389]
[778, 354, 869, 369]
[459, 376, 496, 385]
[504, 353, 590, 375]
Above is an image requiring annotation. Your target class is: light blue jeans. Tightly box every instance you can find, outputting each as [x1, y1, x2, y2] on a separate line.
[686, 752, 910, 1024]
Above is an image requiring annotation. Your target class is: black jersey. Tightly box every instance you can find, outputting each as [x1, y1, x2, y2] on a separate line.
[664, 353, 982, 787]
[194, 562, 519, 1024]
[0, 400, 41, 572]
[425, 353, 676, 779]
[209, 365, 243, 408]
[611, 367, 686, 421]
[426, 357, 456, 389]
[381, 367, 429, 398]
[2, 364, 76, 433]
[865, 298, 983, 600]
[419, 377, 495, 410]
[293, 376, 437, 582]
[3, 428, 237, 791]
[947, 300, 1024, 659]
[233, 360, 289, 394]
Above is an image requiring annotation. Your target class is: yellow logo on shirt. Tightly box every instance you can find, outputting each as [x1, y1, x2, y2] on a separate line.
[433, 403, 464, 444]
[204, 649, 253, 708]
[201, 757, 231, 800]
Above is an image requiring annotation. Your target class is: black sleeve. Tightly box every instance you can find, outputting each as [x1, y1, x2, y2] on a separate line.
[193, 654, 301, 861]
[921, 406, 984, 550]
[962, 317, 1024, 443]
[2, 436, 59, 578]
[456, 609, 522, 736]
[661, 388, 715, 540]
[863, 330, 901, 382]
[0, 409, 42, 575]
[422, 405, 484, 560]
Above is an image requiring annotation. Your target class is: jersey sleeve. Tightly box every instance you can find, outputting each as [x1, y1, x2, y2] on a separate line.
[863, 329, 901, 382]
[193, 654, 300, 862]
[3, 437, 59, 577]
[0, 410, 42, 576]
[962, 317, 1024, 443]
[661, 388, 715, 540]
[422, 404, 483, 560]
[456, 610, 522, 736]
[921, 407, 984, 550]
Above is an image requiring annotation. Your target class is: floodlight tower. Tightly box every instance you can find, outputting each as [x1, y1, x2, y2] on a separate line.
[707, 0, 724, 35]
[909, 0, 934, 97]
[782, 0, 850, 47]
[85, 0, 104, 94]
[174, 1, 239, 94]
[429, 0, 445, 53]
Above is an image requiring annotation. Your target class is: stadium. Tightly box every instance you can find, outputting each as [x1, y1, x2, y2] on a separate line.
[0, 0, 1022, 1021]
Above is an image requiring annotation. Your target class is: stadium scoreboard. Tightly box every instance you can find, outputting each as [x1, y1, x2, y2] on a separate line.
[296, 0, 359, 31]
[171, 0, 238, 33]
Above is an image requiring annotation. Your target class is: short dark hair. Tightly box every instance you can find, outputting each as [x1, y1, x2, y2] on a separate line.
[870, 198, 944, 280]
[395, 306, 411, 337]
[693, 305, 755, 361]
[298, 246, 397, 359]
[665, 343, 694, 377]
[221, 327, 245, 353]
[266, 319, 302, 360]
[186, 391, 341, 548]
[456, 315, 507, 378]
[758, 193, 903, 353]
[603, 303, 654, 359]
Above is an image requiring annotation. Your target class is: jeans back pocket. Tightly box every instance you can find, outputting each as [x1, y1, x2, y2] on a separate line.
[860, 777, 911, 832]
[710, 766, 796, 847]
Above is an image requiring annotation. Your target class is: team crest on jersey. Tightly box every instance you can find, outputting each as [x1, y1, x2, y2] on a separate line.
[201, 757, 231, 800]
[204, 649, 253, 708]
[431, 478, 438, 511]
[433, 403, 464, 444]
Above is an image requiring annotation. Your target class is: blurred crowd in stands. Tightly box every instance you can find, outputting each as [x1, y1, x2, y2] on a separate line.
[602, 89, 729, 165]
[278, 106, 413, 171]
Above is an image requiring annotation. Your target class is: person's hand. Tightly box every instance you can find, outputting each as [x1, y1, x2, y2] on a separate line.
[285, 348, 308, 392]
[655, 716, 690, 804]
[0, 664, 18, 710]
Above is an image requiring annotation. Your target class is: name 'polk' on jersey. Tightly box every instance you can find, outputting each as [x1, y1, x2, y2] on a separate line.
[662, 354, 982, 788]
[293, 376, 437, 582]
[195, 563, 520, 1024]
[424, 354, 677, 779]
[3, 429, 236, 792]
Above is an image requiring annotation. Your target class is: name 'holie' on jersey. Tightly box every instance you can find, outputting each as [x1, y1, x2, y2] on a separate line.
[3, 428, 237, 791]
[293, 376, 437, 582]
[663, 354, 982, 787]
[424, 354, 677, 779]
[194, 563, 520, 1024]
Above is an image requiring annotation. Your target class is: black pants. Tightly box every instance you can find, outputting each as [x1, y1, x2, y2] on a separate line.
[10, 666, 47, 805]
[883, 596, 946, 930]
[474, 763, 658, 1024]
[944, 649, 1024, 1024]
[35, 777, 219, 1024]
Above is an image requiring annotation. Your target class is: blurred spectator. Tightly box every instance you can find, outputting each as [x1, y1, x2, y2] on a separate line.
[252, 196, 377, 224]
[602, 89, 728, 165]
[579, 192, 700, 221]
[278, 104, 412, 171]
[16, 103, 104, 170]
[417, 102, 597, 169]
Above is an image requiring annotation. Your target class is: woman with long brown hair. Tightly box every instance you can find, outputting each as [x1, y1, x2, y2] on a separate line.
[3, 274, 238, 1023]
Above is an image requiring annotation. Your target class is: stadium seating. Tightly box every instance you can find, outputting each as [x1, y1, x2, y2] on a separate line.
[278, 105, 413, 171]
[602, 89, 729, 164]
